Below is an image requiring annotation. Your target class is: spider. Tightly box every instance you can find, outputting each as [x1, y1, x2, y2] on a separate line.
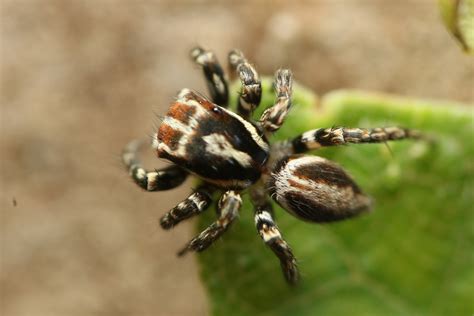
[122, 47, 421, 284]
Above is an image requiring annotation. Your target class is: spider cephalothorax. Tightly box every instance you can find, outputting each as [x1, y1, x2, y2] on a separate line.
[122, 47, 421, 284]
[156, 88, 269, 189]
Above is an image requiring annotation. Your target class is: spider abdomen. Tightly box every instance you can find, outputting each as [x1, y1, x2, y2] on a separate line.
[155, 89, 269, 190]
[268, 155, 372, 222]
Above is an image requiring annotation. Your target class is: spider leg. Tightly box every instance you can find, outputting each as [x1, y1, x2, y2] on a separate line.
[250, 186, 299, 284]
[160, 184, 214, 229]
[228, 49, 262, 119]
[178, 190, 242, 256]
[260, 69, 293, 133]
[122, 139, 188, 191]
[292, 126, 423, 153]
[190, 46, 229, 107]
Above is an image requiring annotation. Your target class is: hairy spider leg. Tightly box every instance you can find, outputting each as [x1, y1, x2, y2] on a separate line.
[250, 185, 299, 284]
[228, 49, 262, 119]
[260, 69, 293, 133]
[190, 46, 229, 107]
[160, 184, 215, 229]
[122, 139, 188, 191]
[292, 126, 423, 153]
[178, 191, 242, 255]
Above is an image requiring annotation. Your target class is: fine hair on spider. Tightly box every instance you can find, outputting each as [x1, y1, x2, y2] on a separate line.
[122, 46, 422, 285]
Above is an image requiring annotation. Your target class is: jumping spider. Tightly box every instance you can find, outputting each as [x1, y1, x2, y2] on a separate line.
[122, 47, 421, 284]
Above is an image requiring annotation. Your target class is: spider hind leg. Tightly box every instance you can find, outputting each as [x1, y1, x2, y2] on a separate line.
[255, 209, 299, 284]
[122, 139, 188, 191]
[250, 186, 299, 284]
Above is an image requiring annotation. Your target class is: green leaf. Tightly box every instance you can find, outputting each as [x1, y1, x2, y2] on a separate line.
[439, 0, 474, 54]
[196, 78, 473, 316]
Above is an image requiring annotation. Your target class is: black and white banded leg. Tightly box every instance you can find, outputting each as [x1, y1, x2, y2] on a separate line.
[260, 69, 293, 133]
[160, 184, 214, 229]
[191, 46, 229, 107]
[250, 185, 299, 284]
[255, 209, 299, 284]
[292, 126, 423, 153]
[122, 139, 188, 191]
[228, 49, 262, 119]
[178, 191, 242, 255]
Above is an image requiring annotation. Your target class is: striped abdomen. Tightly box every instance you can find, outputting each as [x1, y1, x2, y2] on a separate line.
[268, 155, 371, 222]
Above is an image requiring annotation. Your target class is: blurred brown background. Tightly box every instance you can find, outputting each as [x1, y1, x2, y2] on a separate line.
[1, 1, 472, 316]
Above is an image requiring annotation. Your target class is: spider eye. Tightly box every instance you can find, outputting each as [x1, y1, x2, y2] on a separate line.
[212, 106, 221, 114]
[268, 155, 372, 222]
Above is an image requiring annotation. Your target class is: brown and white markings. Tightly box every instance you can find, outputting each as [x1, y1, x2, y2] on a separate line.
[122, 46, 422, 285]
[155, 88, 269, 190]
[268, 156, 372, 222]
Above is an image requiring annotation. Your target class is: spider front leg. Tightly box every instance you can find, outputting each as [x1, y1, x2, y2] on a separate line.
[178, 191, 242, 256]
[292, 126, 423, 153]
[228, 49, 262, 119]
[250, 186, 299, 284]
[122, 139, 188, 191]
[160, 183, 215, 229]
[260, 69, 293, 133]
[190, 46, 229, 107]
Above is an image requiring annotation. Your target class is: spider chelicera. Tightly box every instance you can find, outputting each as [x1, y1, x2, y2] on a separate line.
[122, 47, 421, 284]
